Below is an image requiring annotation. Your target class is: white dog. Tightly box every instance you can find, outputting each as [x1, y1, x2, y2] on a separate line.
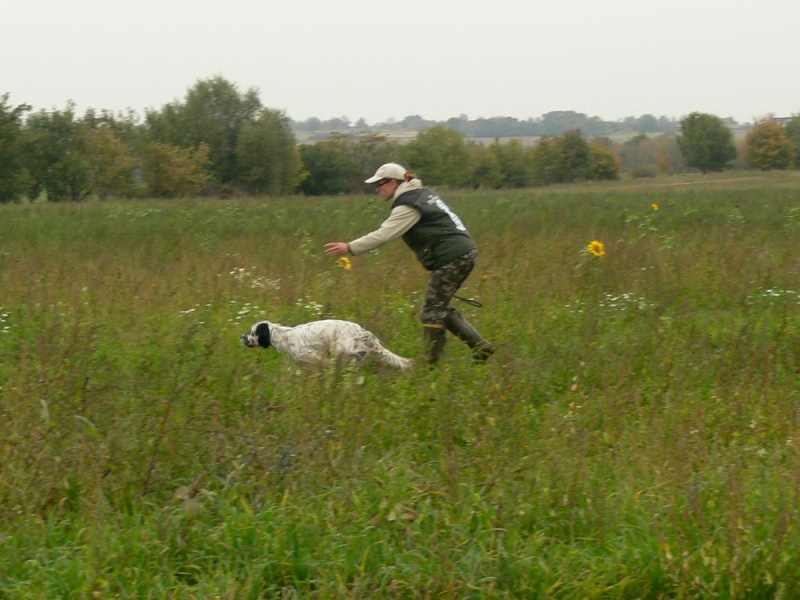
[241, 319, 413, 369]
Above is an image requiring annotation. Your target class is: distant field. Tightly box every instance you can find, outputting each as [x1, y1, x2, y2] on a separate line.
[1, 172, 799, 597]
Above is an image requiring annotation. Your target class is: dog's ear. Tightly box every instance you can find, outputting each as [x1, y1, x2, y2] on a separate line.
[254, 322, 271, 348]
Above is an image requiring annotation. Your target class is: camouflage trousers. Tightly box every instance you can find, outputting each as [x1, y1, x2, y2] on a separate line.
[421, 249, 478, 326]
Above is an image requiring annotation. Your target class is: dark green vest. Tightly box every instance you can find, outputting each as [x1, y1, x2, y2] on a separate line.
[393, 187, 477, 270]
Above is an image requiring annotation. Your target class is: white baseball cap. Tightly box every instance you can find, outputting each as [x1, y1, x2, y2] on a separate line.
[364, 163, 407, 184]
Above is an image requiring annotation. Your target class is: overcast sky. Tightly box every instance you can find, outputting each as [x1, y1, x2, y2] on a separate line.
[3, 0, 799, 125]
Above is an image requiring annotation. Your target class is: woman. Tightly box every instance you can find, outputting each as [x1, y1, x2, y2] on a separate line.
[324, 163, 494, 365]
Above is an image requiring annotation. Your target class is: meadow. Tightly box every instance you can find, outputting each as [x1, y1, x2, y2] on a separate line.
[1, 172, 799, 598]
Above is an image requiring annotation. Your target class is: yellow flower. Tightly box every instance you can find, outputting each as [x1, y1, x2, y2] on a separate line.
[336, 256, 352, 270]
[588, 240, 606, 257]
[652, 203, 660, 211]
[481, 274, 489, 281]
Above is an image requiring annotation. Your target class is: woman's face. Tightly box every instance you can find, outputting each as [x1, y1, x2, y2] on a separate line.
[375, 179, 399, 201]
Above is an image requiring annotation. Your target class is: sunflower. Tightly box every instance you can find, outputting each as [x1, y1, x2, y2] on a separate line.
[588, 240, 606, 257]
[336, 256, 352, 270]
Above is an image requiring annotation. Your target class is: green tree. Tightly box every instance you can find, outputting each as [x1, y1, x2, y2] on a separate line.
[351, 132, 401, 185]
[538, 111, 591, 135]
[142, 141, 211, 198]
[145, 75, 261, 187]
[0, 94, 30, 202]
[586, 139, 620, 180]
[784, 114, 800, 168]
[293, 117, 322, 134]
[555, 129, 591, 183]
[744, 119, 796, 171]
[298, 134, 361, 196]
[490, 138, 531, 188]
[636, 114, 660, 133]
[22, 103, 93, 201]
[654, 134, 685, 174]
[236, 109, 301, 195]
[469, 145, 503, 189]
[401, 125, 473, 186]
[78, 122, 137, 199]
[619, 133, 658, 176]
[677, 112, 737, 173]
[529, 136, 562, 185]
[83, 108, 148, 163]
[297, 132, 401, 196]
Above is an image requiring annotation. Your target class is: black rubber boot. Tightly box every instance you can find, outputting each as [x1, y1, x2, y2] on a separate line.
[444, 308, 495, 363]
[423, 325, 447, 365]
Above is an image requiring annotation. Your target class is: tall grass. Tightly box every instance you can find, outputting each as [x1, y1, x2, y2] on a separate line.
[1, 172, 799, 597]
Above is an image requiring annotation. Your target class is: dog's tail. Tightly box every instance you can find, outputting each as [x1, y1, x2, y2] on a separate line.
[376, 346, 414, 370]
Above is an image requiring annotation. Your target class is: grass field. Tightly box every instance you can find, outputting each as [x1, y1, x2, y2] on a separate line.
[1, 172, 799, 598]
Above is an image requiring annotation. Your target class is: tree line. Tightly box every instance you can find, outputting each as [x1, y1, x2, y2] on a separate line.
[2, 76, 799, 202]
[291, 111, 685, 140]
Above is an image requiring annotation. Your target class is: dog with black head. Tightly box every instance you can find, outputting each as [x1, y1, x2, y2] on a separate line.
[241, 319, 412, 369]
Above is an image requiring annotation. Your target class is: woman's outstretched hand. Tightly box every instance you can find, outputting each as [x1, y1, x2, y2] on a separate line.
[324, 242, 349, 256]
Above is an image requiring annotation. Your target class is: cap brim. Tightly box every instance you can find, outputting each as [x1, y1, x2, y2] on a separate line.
[364, 175, 381, 184]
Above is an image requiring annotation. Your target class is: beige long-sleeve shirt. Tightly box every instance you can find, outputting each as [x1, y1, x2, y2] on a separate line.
[348, 180, 423, 255]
